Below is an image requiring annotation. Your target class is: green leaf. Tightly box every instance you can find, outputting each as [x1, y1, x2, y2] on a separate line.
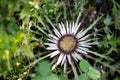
[114, 76, 120, 80]
[37, 60, 50, 76]
[112, 4, 120, 30]
[79, 60, 90, 72]
[103, 15, 111, 26]
[32, 75, 41, 80]
[32, 74, 59, 80]
[48, 74, 59, 80]
[79, 73, 88, 80]
[87, 68, 101, 79]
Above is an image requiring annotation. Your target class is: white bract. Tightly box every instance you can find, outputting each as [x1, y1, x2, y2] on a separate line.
[45, 20, 95, 67]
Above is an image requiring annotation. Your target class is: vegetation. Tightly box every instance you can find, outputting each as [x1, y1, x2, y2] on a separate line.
[0, 0, 120, 80]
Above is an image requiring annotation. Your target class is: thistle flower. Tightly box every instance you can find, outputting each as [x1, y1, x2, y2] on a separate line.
[45, 13, 102, 79]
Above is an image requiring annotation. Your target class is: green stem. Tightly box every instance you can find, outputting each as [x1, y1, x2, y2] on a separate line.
[85, 15, 104, 33]
[89, 19, 116, 37]
[112, 0, 120, 8]
[84, 54, 120, 74]
[36, 26, 48, 37]
[25, 54, 50, 70]
[71, 61, 79, 80]
[44, 15, 56, 29]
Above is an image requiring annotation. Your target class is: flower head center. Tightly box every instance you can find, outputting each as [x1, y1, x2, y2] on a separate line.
[58, 35, 78, 54]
